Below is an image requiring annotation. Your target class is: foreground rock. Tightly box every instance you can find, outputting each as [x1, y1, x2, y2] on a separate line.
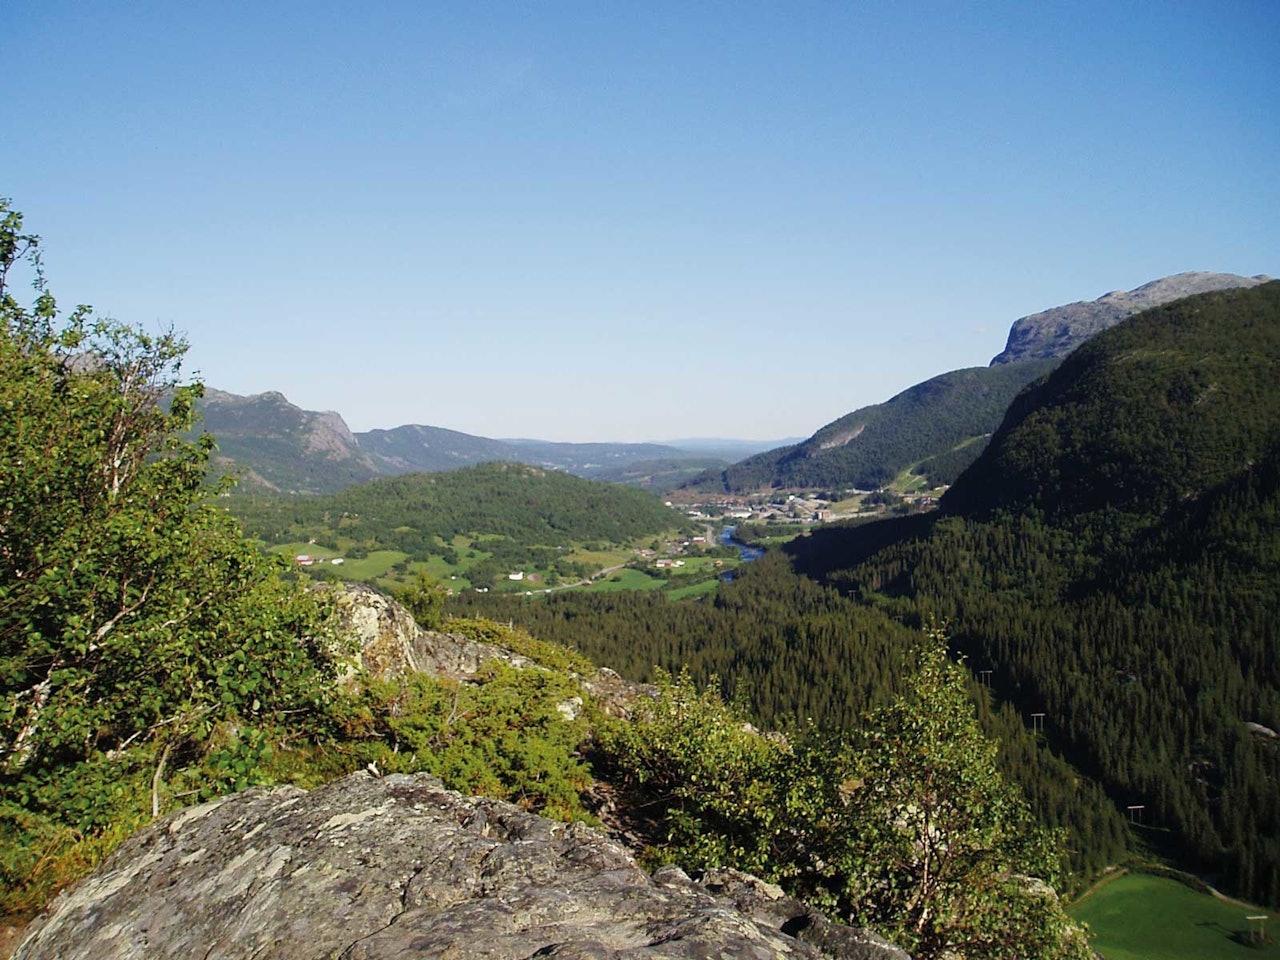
[14, 772, 906, 960]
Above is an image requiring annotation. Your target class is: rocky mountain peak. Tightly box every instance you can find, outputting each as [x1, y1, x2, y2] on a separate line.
[990, 271, 1273, 365]
[197, 389, 381, 493]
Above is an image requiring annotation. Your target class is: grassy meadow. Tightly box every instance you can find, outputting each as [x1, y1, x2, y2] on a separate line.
[265, 532, 736, 600]
[1070, 873, 1277, 960]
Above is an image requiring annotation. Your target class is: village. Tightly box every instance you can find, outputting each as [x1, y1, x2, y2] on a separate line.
[669, 485, 943, 529]
[285, 484, 947, 595]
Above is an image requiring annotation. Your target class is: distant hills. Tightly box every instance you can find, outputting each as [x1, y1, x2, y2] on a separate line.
[202, 271, 1271, 499]
[789, 281, 1280, 906]
[234, 461, 687, 552]
[229, 461, 692, 590]
[198, 389, 785, 495]
[682, 360, 1055, 493]
[686, 271, 1270, 494]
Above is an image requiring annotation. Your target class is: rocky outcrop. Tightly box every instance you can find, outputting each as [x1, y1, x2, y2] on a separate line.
[14, 772, 908, 960]
[990, 271, 1272, 365]
[198, 389, 383, 494]
[332, 584, 653, 717]
[333, 584, 540, 682]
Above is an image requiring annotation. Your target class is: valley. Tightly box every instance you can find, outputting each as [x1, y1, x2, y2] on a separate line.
[219, 278, 1280, 921]
[6, 2, 1277, 953]
[226, 461, 752, 598]
[4, 200, 1278, 960]
[232, 474, 938, 599]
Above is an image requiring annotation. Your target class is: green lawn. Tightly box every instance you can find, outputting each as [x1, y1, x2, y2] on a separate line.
[668, 556, 735, 575]
[586, 568, 667, 592]
[666, 578, 722, 600]
[1070, 873, 1278, 960]
[328, 550, 409, 581]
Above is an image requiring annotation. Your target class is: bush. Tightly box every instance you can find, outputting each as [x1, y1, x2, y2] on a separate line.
[0, 200, 341, 918]
[596, 637, 1091, 960]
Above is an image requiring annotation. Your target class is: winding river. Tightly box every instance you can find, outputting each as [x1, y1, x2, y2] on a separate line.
[718, 526, 765, 579]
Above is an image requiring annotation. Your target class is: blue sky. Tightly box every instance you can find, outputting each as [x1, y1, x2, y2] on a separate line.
[5, 2, 1277, 441]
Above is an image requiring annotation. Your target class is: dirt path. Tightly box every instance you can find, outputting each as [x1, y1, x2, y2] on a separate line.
[541, 563, 629, 593]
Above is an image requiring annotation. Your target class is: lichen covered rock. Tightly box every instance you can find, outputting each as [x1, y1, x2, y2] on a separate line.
[332, 583, 538, 681]
[14, 772, 907, 960]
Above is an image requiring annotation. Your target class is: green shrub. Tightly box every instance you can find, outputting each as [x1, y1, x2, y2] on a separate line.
[597, 638, 1091, 960]
[356, 664, 596, 822]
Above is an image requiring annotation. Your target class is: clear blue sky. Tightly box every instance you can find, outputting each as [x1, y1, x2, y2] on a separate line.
[5, 1, 1277, 441]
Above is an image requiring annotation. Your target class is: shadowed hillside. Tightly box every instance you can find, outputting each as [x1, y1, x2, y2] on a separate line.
[788, 282, 1280, 906]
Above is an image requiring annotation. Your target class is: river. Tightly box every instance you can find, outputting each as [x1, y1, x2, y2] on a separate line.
[716, 527, 762, 570]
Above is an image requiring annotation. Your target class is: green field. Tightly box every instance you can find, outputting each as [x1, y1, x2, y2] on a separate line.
[261, 528, 742, 600]
[1070, 873, 1278, 960]
[266, 543, 413, 582]
[743, 530, 807, 546]
[565, 545, 634, 569]
[586, 568, 668, 592]
[666, 577, 722, 600]
[886, 464, 933, 494]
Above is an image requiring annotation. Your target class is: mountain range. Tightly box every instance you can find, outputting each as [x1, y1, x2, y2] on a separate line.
[200, 271, 1270, 498]
[684, 271, 1272, 494]
[198, 389, 787, 495]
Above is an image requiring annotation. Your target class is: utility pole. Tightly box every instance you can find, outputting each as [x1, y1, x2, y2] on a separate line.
[1247, 915, 1269, 945]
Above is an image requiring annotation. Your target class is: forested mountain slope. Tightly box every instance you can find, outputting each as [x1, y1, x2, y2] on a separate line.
[686, 272, 1268, 496]
[231, 462, 688, 559]
[684, 360, 1055, 493]
[788, 281, 1280, 905]
[448, 552, 1131, 884]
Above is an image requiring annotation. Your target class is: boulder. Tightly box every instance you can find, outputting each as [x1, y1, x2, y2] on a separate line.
[14, 772, 907, 960]
[332, 583, 540, 681]
[332, 584, 655, 717]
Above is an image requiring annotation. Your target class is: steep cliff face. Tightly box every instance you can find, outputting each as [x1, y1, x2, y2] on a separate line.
[198, 389, 382, 493]
[13, 772, 907, 960]
[989, 271, 1272, 365]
